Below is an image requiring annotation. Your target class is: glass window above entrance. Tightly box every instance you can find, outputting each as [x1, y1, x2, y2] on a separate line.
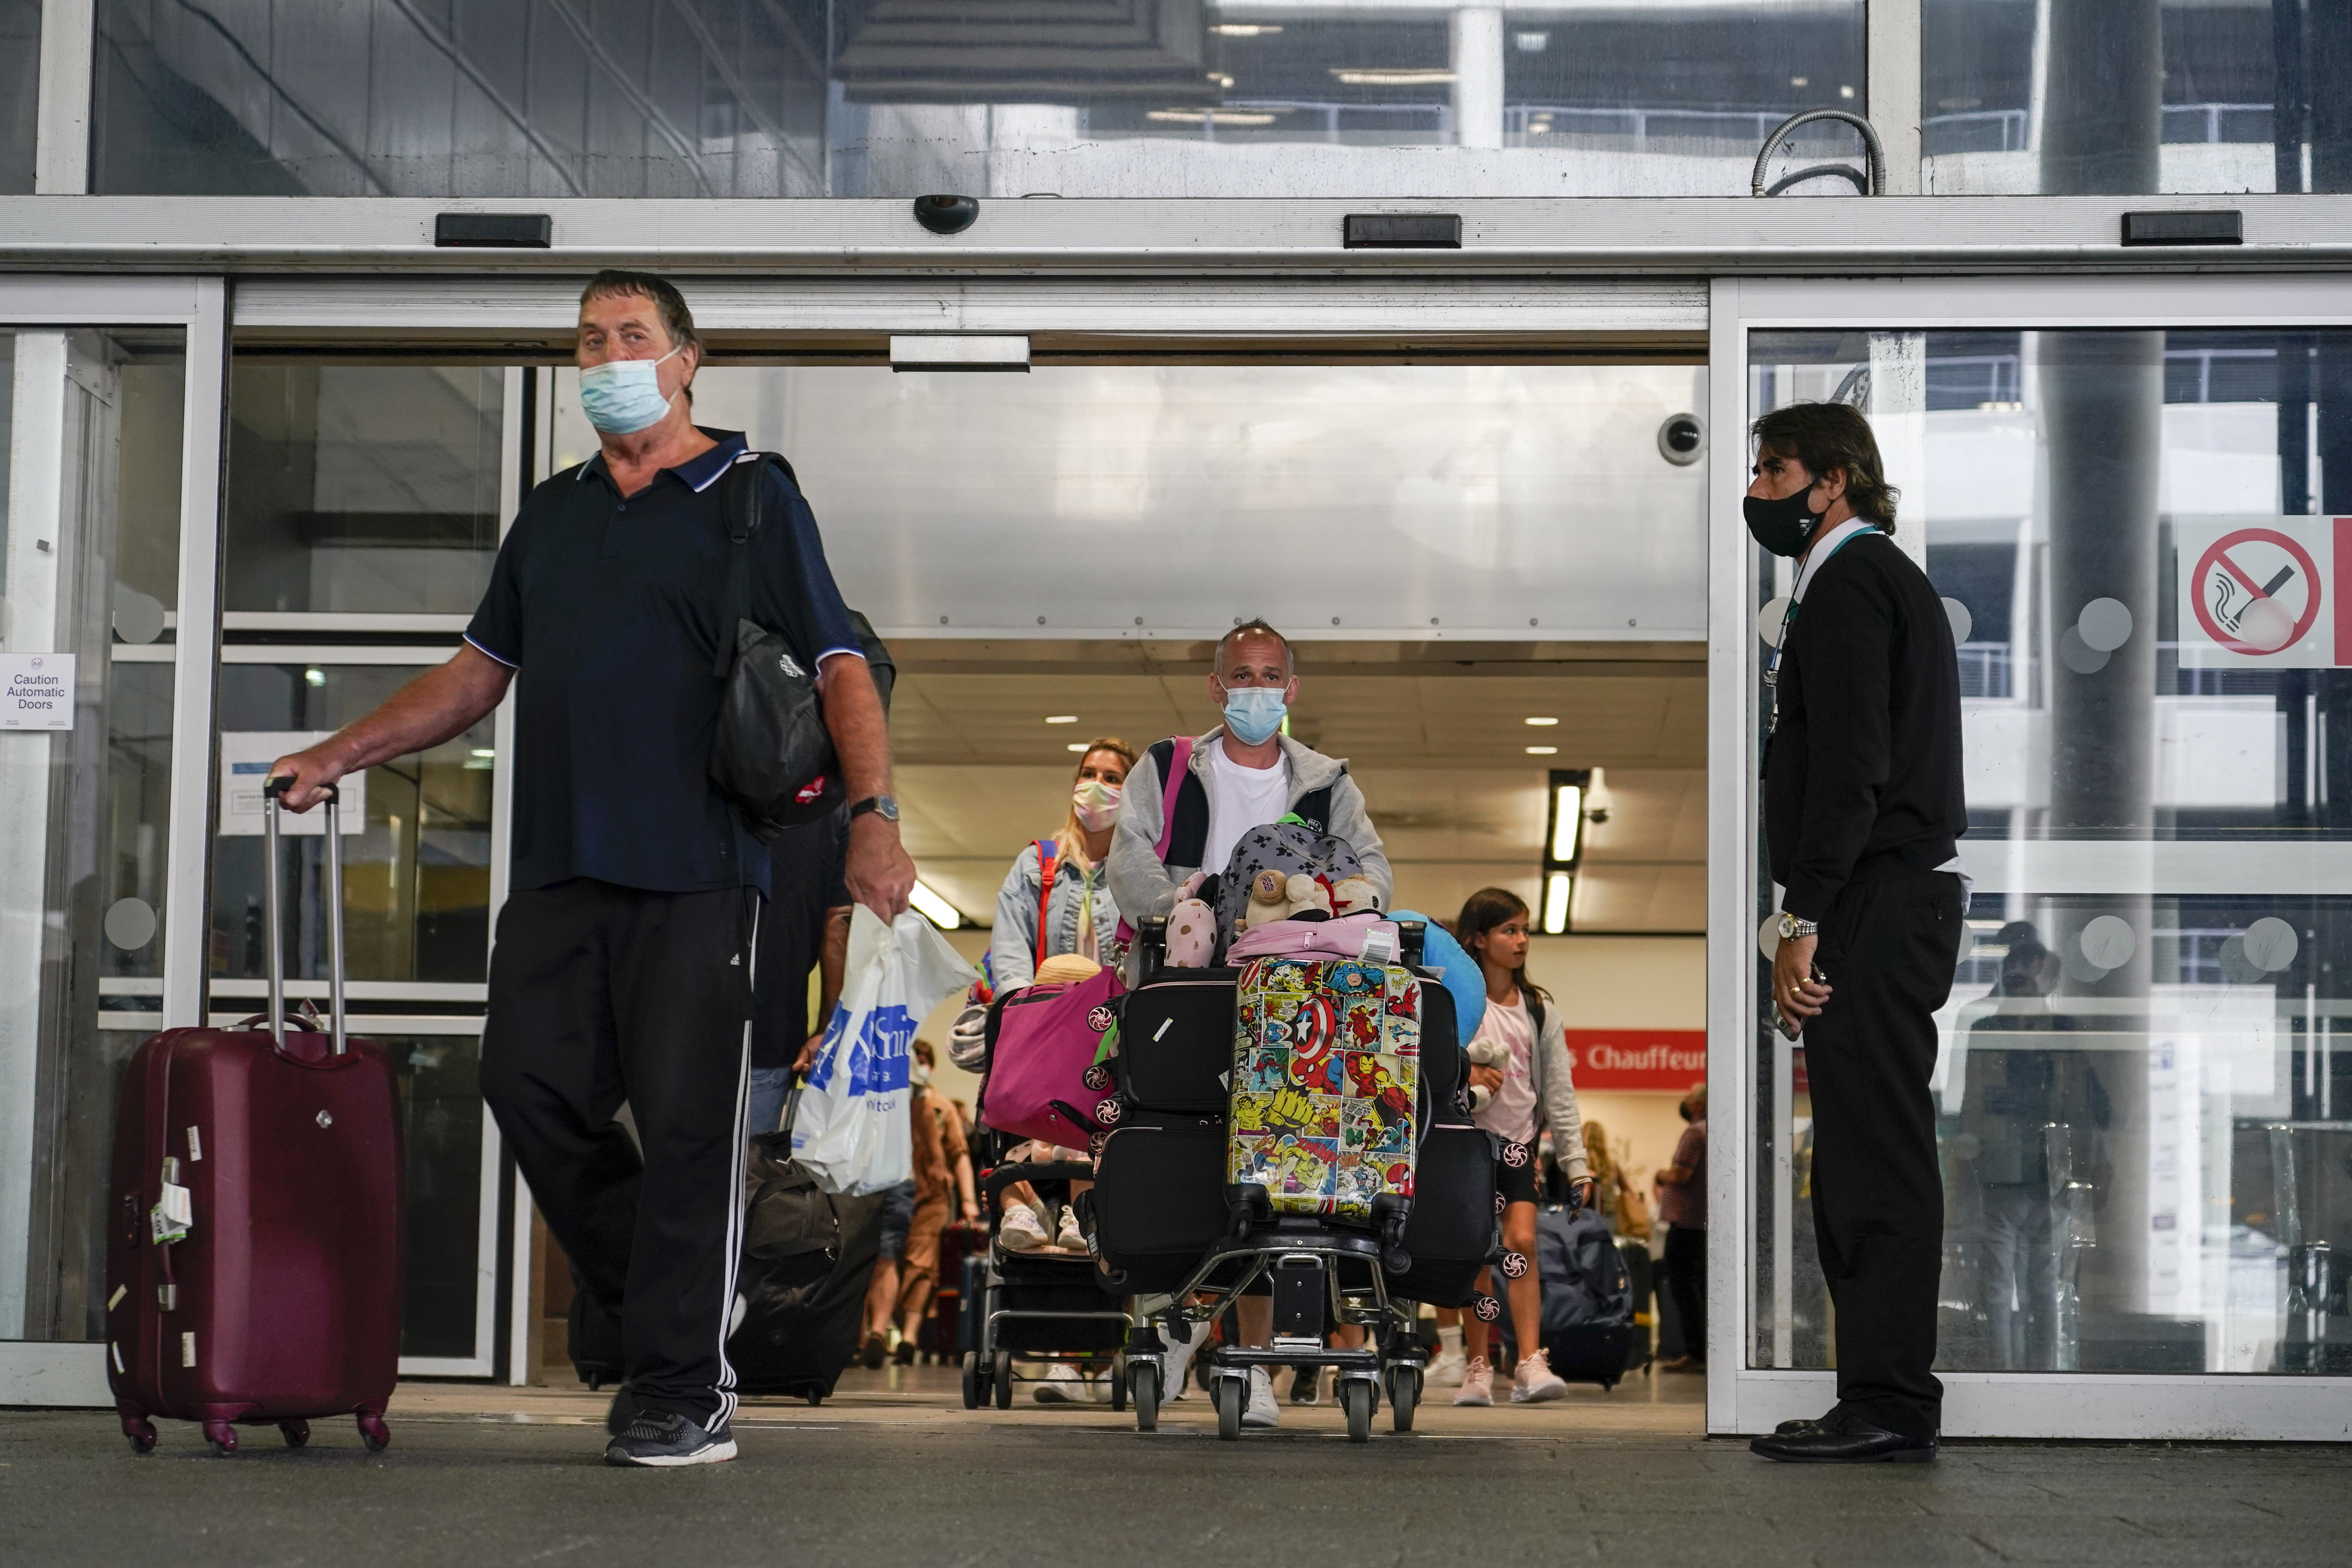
[88, 0, 1866, 198]
[225, 365, 505, 617]
[1750, 327, 2352, 1379]
[1923, 0, 2341, 195]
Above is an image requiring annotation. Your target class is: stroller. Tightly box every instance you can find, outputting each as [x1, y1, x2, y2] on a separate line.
[1092, 916, 1492, 1443]
[956, 1130, 1132, 1408]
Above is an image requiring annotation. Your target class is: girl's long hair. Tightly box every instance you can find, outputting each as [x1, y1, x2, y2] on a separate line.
[1453, 886, 1552, 1007]
[1053, 737, 1138, 866]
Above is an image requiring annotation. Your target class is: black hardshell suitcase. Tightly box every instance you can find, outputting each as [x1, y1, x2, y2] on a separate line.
[1381, 1122, 1498, 1307]
[1114, 969, 1238, 1113]
[1090, 1112, 1230, 1296]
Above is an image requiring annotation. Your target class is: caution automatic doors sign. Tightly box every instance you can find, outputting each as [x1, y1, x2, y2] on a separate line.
[2175, 516, 2350, 669]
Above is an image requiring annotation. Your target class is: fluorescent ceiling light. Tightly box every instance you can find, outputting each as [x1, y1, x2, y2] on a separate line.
[1526, 745, 1559, 756]
[1067, 742, 1090, 751]
[1210, 22, 1280, 35]
[1552, 784, 1584, 862]
[1045, 715, 1078, 724]
[470, 748, 495, 759]
[908, 881, 962, 930]
[1148, 109, 1278, 125]
[1331, 68, 1456, 85]
[1541, 872, 1572, 935]
[1524, 716, 1559, 726]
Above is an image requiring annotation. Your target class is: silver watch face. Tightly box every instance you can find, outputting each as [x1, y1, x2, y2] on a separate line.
[871, 795, 900, 822]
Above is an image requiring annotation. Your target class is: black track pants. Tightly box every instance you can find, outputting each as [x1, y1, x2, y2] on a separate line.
[481, 879, 755, 1426]
[1803, 870, 1964, 1437]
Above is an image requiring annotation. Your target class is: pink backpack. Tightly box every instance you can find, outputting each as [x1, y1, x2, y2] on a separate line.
[1225, 912, 1401, 964]
[976, 965, 1125, 1149]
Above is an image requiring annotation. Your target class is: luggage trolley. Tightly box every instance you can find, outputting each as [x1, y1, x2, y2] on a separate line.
[1112, 917, 1461, 1444]
[959, 1143, 1133, 1411]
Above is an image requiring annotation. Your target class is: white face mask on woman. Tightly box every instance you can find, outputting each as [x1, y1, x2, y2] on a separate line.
[1073, 779, 1123, 832]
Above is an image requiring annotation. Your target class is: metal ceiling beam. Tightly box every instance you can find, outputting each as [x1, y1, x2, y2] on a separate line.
[1, 193, 2346, 274]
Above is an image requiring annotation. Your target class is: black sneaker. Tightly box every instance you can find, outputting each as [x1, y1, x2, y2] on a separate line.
[1288, 1366, 1321, 1405]
[605, 1384, 648, 1436]
[892, 1339, 916, 1367]
[603, 1410, 737, 1468]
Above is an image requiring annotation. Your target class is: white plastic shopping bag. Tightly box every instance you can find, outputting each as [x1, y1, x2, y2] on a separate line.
[791, 906, 978, 1195]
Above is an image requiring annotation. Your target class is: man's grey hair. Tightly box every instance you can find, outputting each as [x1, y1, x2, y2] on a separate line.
[1216, 619, 1294, 677]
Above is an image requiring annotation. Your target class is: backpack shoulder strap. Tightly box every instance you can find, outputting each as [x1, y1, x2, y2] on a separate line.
[1154, 737, 1209, 867]
[710, 452, 804, 679]
[1292, 761, 1346, 838]
[1033, 840, 1059, 965]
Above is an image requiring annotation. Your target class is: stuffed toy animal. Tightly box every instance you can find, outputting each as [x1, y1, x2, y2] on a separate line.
[1165, 898, 1216, 967]
[1464, 1036, 1508, 1112]
[1329, 875, 1381, 917]
[1240, 871, 1335, 934]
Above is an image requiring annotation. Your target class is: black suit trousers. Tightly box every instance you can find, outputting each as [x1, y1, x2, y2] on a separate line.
[1803, 870, 1964, 1436]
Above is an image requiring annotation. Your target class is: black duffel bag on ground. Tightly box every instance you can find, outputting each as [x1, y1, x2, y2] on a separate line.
[708, 451, 894, 836]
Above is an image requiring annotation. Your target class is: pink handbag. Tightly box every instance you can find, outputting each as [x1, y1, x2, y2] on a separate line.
[976, 964, 1126, 1148]
[1225, 911, 1400, 963]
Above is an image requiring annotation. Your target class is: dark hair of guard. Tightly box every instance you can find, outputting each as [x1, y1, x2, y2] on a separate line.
[1453, 886, 1552, 1009]
[1750, 400, 1902, 535]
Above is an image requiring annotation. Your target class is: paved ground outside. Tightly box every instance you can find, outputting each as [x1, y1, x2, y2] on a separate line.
[2, 1364, 2340, 1566]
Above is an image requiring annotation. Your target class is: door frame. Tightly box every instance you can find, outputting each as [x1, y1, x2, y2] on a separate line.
[1705, 273, 2352, 1440]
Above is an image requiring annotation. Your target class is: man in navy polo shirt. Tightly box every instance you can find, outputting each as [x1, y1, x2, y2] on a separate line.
[268, 270, 914, 1467]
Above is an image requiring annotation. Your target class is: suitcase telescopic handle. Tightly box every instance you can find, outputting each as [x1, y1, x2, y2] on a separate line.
[262, 776, 346, 1054]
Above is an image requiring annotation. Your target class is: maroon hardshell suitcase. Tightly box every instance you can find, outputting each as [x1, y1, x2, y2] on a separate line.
[106, 781, 405, 1457]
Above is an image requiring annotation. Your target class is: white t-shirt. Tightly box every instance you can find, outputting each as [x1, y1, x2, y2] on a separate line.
[1470, 995, 1540, 1146]
[1201, 739, 1292, 877]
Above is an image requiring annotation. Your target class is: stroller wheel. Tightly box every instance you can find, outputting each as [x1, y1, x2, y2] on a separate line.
[1131, 1362, 1161, 1432]
[1386, 1365, 1420, 1433]
[1213, 1374, 1245, 1441]
[1341, 1379, 1375, 1444]
[960, 1350, 982, 1410]
[1110, 1361, 1128, 1413]
[992, 1352, 1014, 1410]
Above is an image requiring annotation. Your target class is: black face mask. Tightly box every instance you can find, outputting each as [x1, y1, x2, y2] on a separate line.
[1743, 486, 1824, 557]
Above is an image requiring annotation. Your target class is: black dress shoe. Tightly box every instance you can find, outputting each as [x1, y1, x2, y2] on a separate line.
[1750, 1413, 1938, 1463]
[1773, 1414, 1830, 1436]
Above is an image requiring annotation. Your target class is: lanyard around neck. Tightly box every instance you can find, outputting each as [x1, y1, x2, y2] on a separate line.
[1765, 520, 1879, 729]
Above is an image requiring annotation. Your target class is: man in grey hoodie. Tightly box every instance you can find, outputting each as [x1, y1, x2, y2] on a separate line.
[1107, 619, 1391, 1430]
[1108, 621, 1391, 939]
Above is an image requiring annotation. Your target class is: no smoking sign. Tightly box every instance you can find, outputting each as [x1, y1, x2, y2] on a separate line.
[2176, 516, 2352, 668]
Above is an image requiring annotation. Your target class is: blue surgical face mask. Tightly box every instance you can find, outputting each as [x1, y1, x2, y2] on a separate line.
[578, 345, 682, 435]
[1220, 682, 1289, 746]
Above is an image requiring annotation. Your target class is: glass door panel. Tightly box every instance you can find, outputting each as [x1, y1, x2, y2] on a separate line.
[1749, 327, 2352, 1378]
[0, 326, 187, 1343]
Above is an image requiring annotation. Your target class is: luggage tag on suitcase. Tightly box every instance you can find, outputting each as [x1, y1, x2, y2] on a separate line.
[150, 1157, 192, 1245]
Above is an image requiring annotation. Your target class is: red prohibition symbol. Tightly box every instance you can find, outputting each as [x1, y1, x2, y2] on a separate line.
[2191, 528, 2322, 656]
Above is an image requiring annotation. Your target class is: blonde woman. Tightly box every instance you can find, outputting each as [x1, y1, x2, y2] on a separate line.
[988, 739, 1136, 991]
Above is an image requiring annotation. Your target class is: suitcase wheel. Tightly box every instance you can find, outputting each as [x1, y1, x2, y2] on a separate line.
[121, 1416, 157, 1455]
[804, 1390, 824, 1407]
[279, 1419, 310, 1449]
[203, 1420, 238, 1458]
[357, 1412, 391, 1455]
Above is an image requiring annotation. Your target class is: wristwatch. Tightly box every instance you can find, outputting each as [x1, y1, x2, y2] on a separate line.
[1776, 911, 1819, 941]
[849, 794, 900, 824]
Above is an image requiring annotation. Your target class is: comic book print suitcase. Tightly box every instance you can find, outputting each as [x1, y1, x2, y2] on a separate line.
[1228, 956, 1420, 1222]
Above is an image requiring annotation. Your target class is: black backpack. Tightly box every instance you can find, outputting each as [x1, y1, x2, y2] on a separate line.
[706, 452, 894, 837]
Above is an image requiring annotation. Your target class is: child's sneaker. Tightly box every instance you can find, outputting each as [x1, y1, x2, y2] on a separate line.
[1511, 1348, 1570, 1403]
[1053, 1206, 1087, 1252]
[1452, 1357, 1494, 1406]
[1000, 1204, 1050, 1251]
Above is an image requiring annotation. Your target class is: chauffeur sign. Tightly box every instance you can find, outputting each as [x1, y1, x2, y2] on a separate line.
[0, 654, 74, 729]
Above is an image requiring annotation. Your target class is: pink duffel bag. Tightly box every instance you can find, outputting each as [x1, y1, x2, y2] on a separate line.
[1225, 911, 1401, 963]
[976, 965, 1126, 1148]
